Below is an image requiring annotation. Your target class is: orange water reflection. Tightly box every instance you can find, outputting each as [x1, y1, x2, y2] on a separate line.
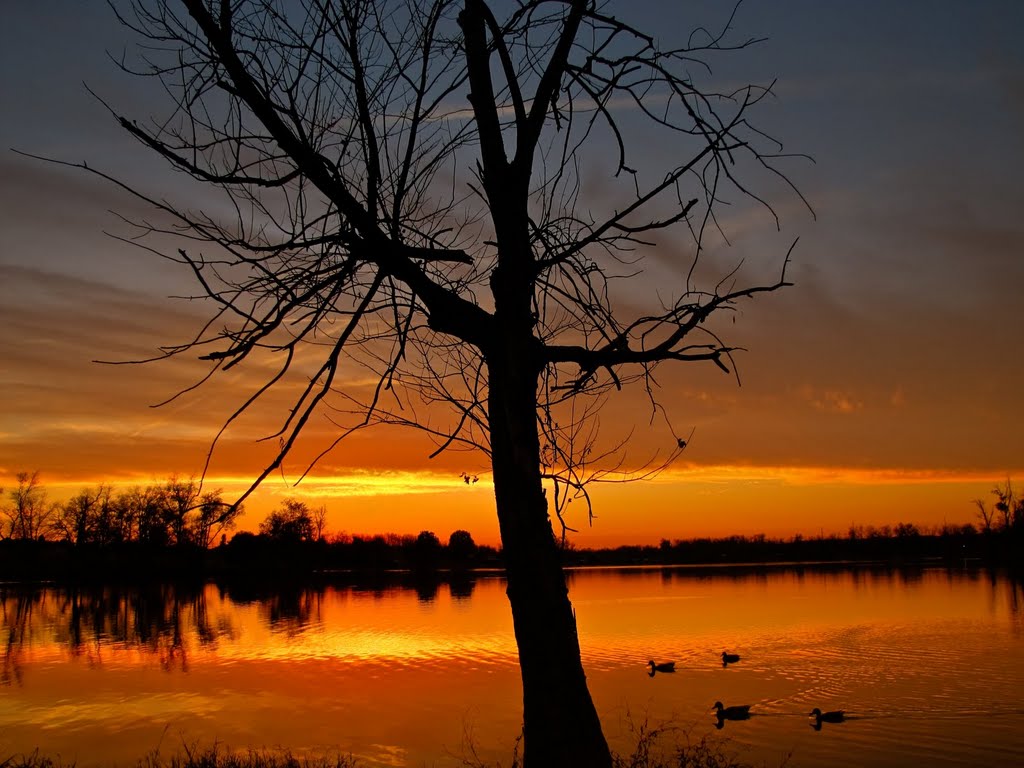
[2, 568, 1023, 768]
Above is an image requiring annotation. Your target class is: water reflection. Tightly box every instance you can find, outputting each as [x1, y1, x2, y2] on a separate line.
[1, 572, 486, 686]
[414, 574, 440, 603]
[449, 572, 476, 600]
[2, 587, 36, 685]
[1005, 571, 1024, 637]
[8, 566, 1018, 682]
[2, 566, 1023, 768]
[219, 583, 328, 636]
[1, 583, 229, 679]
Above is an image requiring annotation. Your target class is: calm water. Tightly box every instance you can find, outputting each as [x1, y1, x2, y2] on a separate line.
[2, 567, 1023, 767]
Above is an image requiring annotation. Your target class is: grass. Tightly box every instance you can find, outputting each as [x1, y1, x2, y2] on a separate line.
[0, 746, 358, 768]
[454, 716, 775, 768]
[3, 722, 781, 768]
[611, 717, 778, 768]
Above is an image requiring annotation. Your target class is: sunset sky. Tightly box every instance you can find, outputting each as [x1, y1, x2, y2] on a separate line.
[2, 0, 1022, 547]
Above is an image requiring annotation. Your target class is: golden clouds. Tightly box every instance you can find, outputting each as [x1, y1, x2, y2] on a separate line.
[219, 470, 493, 500]
[0, 258, 484, 483]
[799, 386, 864, 414]
[653, 463, 1011, 488]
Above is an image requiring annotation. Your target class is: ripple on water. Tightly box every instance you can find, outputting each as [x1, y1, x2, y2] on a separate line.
[3, 569, 1023, 768]
[762, 620, 1020, 721]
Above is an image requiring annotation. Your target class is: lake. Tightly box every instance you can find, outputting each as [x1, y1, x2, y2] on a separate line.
[2, 566, 1023, 767]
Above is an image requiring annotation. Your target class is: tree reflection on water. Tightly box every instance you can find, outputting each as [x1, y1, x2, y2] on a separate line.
[1, 572, 480, 683]
[2, 583, 223, 678]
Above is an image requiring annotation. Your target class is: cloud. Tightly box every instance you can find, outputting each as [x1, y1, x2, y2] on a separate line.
[654, 463, 1018, 488]
[793, 385, 863, 414]
[255, 470, 491, 499]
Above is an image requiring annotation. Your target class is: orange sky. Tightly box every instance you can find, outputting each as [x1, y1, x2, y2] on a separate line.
[2, 2, 1023, 547]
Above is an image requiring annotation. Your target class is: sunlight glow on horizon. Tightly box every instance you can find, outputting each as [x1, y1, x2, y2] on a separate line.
[5, 462, 1013, 548]
[17, 462, 1015, 493]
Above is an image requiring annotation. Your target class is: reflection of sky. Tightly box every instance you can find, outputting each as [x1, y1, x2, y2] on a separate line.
[4, 571, 1018, 670]
[1, 2, 1023, 544]
[2, 570, 1023, 766]
[1, 582, 519, 669]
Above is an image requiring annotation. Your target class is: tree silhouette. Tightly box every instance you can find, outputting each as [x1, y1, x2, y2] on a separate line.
[310, 504, 329, 542]
[2, 472, 54, 541]
[259, 499, 316, 543]
[45, 478, 238, 547]
[70, 1, 806, 763]
[447, 528, 477, 562]
[412, 529, 443, 567]
[51, 485, 112, 545]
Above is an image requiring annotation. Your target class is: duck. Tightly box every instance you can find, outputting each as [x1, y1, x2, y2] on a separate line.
[721, 651, 741, 665]
[712, 701, 751, 720]
[809, 707, 845, 724]
[647, 660, 676, 675]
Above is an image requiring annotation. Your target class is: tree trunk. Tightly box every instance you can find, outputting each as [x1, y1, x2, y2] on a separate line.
[488, 353, 613, 768]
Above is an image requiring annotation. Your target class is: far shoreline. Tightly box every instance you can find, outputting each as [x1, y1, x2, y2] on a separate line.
[0, 524, 1018, 585]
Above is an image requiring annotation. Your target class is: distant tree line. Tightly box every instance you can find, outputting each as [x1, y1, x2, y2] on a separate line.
[2, 473, 1020, 579]
[227, 519, 495, 575]
[565, 523, 983, 569]
[0, 471, 499, 579]
[565, 484, 1022, 570]
[0, 471, 239, 548]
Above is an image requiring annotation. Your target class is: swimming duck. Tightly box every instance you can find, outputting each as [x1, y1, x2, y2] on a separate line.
[809, 707, 845, 723]
[721, 651, 741, 665]
[712, 701, 751, 719]
[647, 660, 676, 674]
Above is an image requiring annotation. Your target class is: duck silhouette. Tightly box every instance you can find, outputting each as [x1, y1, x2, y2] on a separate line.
[809, 708, 845, 729]
[721, 651, 741, 665]
[712, 701, 751, 720]
[647, 660, 676, 676]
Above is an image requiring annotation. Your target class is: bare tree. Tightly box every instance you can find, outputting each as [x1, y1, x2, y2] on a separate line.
[52, 486, 113, 544]
[988, 479, 1022, 532]
[975, 497, 995, 534]
[190, 487, 243, 547]
[59, 1, 806, 763]
[992, 480, 1018, 531]
[310, 504, 329, 541]
[2, 472, 55, 541]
